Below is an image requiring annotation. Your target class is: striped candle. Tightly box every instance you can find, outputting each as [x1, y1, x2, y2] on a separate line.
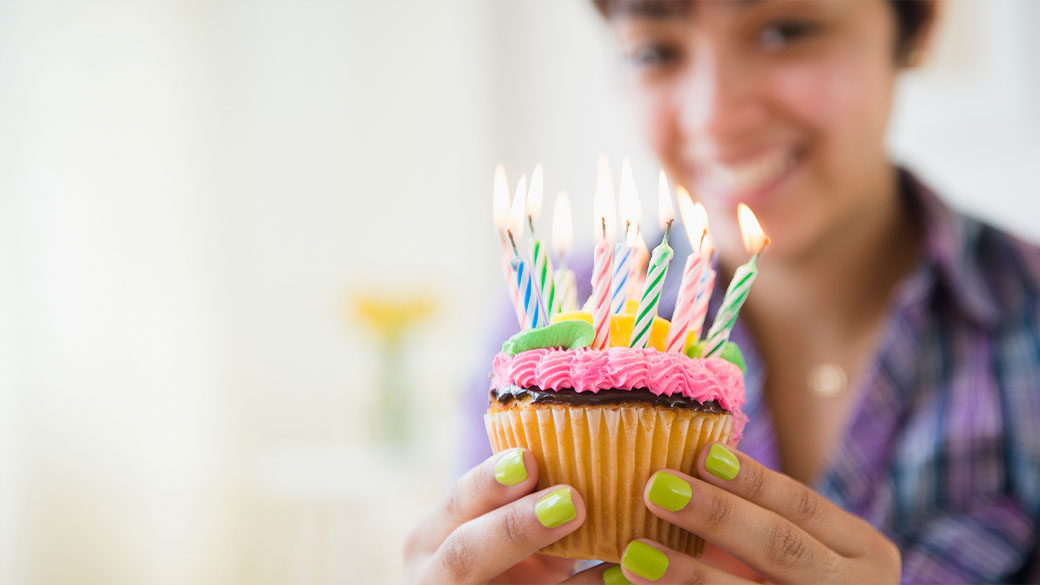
[688, 265, 716, 341]
[554, 267, 578, 312]
[551, 191, 576, 315]
[530, 237, 559, 318]
[613, 158, 642, 313]
[664, 253, 706, 353]
[704, 203, 767, 357]
[628, 233, 650, 301]
[511, 253, 548, 330]
[629, 227, 673, 348]
[591, 231, 614, 349]
[610, 238, 634, 314]
[502, 250, 526, 327]
[702, 254, 757, 357]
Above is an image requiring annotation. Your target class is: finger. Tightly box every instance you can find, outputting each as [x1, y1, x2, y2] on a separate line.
[558, 562, 615, 584]
[696, 442, 872, 557]
[421, 484, 585, 585]
[405, 448, 539, 560]
[643, 469, 843, 584]
[618, 539, 758, 584]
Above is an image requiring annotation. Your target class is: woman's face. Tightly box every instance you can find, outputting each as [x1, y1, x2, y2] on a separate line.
[611, 0, 905, 261]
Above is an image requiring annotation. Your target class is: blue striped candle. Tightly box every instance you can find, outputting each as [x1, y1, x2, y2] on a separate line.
[511, 254, 548, 330]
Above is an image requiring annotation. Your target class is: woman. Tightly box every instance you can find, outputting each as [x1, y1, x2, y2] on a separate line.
[404, 1, 1040, 583]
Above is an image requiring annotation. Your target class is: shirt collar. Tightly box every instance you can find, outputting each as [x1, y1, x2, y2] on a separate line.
[900, 168, 1000, 328]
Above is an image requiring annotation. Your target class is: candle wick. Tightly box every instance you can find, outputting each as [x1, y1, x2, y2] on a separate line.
[698, 228, 707, 251]
[528, 215, 535, 235]
[507, 230, 520, 256]
[601, 217, 607, 241]
[663, 219, 674, 244]
[758, 237, 771, 255]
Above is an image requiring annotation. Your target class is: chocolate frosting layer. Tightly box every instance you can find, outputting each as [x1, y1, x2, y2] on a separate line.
[491, 384, 727, 412]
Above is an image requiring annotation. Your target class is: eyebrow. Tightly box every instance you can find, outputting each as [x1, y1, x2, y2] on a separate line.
[597, 0, 762, 20]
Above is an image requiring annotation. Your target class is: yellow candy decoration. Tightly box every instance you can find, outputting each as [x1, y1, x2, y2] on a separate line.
[551, 310, 671, 351]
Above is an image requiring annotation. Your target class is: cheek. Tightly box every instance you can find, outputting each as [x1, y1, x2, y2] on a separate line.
[764, 50, 895, 186]
[632, 88, 682, 172]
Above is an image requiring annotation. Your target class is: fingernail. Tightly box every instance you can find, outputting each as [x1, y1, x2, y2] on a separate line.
[603, 565, 633, 585]
[535, 487, 577, 528]
[647, 471, 692, 511]
[705, 443, 740, 480]
[494, 448, 528, 486]
[621, 541, 669, 581]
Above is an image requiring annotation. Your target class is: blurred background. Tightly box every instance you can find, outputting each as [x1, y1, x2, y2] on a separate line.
[0, 0, 1037, 583]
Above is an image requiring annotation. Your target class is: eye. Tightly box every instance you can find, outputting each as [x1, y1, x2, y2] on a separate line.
[626, 43, 681, 69]
[757, 19, 819, 51]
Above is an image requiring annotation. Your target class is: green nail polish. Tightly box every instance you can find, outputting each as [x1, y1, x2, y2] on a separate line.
[621, 541, 669, 581]
[647, 471, 692, 511]
[705, 443, 740, 480]
[603, 565, 632, 585]
[494, 449, 528, 486]
[535, 487, 577, 528]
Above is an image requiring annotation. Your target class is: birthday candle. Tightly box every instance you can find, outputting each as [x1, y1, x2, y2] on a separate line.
[527, 164, 559, 318]
[551, 191, 578, 313]
[628, 233, 650, 301]
[629, 172, 676, 349]
[703, 204, 768, 358]
[611, 158, 643, 314]
[591, 169, 616, 349]
[492, 164, 526, 326]
[688, 230, 717, 341]
[665, 187, 709, 353]
[506, 174, 547, 330]
[592, 222, 614, 349]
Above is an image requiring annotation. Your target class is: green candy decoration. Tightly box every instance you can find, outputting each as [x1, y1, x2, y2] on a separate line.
[685, 340, 746, 375]
[501, 320, 595, 356]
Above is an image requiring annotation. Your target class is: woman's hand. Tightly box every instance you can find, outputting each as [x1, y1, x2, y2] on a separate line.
[402, 448, 586, 585]
[617, 443, 901, 584]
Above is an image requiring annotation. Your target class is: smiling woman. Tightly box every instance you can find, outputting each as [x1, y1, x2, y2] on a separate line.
[403, 1, 1040, 584]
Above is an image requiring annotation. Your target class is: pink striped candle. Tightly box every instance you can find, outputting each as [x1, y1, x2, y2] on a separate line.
[665, 253, 706, 353]
[688, 265, 716, 342]
[667, 187, 713, 351]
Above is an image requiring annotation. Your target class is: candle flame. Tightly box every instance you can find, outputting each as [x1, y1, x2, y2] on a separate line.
[528, 163, 545, 222]
[618, 157, 643, 229]
[738, 203, 768, 254]
[657, 170, 676, 230]
[676, 185, 708, 252]
[552, 190, 573, 258]
[492, 164, 510, 233]
[594, 154, 617, 243]
[508, 173, 528, 240]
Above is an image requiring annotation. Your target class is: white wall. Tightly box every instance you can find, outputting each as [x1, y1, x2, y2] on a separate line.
[0, 0, 1036, 583]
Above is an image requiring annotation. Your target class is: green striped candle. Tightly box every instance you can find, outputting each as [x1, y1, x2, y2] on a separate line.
[704, 203, 768, 358]
[702, 253, 758, 358]
[628, 224, 673, 349]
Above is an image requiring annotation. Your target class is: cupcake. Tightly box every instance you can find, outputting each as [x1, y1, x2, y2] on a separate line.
[484, 307, 747, 563]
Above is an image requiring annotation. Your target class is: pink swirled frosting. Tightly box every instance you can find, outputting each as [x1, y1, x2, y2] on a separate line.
[492, 347, 748, 441]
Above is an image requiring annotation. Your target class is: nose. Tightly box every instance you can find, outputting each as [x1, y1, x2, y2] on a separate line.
[676, 45, 766, 153]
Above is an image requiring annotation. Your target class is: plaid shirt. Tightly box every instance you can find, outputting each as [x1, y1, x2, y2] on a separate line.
[467, 169, 1040, 582]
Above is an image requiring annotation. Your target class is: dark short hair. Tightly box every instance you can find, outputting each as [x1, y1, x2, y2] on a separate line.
[592, 0, 934, 62]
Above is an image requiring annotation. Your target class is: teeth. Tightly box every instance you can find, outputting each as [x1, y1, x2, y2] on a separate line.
[706, 152, 795, 193]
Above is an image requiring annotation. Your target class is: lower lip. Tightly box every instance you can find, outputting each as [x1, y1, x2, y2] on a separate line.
[699, 153, 803, 208]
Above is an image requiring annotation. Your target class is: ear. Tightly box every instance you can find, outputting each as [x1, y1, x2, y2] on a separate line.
[903, 0, 941, 68]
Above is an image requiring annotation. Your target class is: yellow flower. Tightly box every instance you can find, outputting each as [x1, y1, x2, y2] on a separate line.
[351, 291, 435, 342]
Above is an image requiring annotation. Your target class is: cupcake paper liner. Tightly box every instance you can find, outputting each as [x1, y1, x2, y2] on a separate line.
[485, 401, 733, 563]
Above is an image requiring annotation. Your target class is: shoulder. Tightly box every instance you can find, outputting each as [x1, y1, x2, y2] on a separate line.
[967, 217, 1040, 327]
